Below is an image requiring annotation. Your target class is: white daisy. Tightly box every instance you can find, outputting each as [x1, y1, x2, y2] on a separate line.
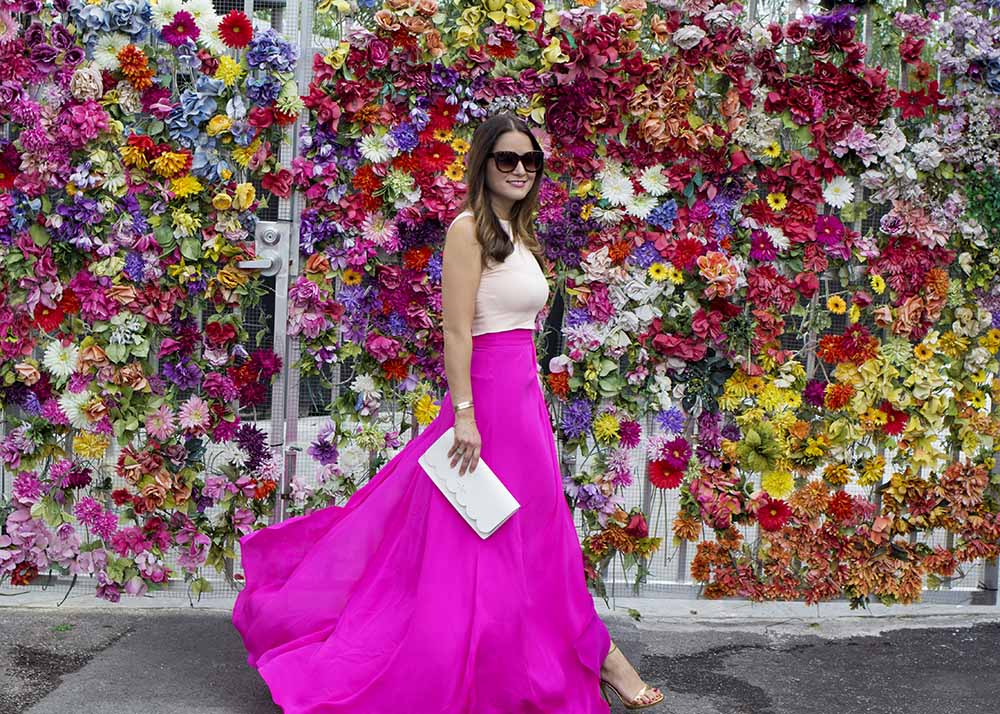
[599, 171, 635, 207]
[764, 225, 790, 251]
[638, 165, 670, 196]
[151, 0, 184, 28]
[624, 193, 659, 220]
[92, 33, 130, 70]
[43, 341, 79, 380]
[58, 391, 92, 430]
[822, 176, 855, 209]
[197, 19, 228, 56]
[351, 373, 377, 397]
[338, 442, 368, 477]
[182, 0, 218, 33]
[359, 131, 397, 164]
[590, 205, 625, 225]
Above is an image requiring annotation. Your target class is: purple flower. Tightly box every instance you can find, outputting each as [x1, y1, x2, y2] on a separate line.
[804, 379, 827, 407]
[749, 230, 777, 261]
[628, 242, 660, 269]
[161, 358, 203, 391]
[161, 11, 200, 46]
[236, 423, 269, 472]
[12, 471, 44, 503]
[308, 421, 339, 465]
[656, 407, 685, 434]
[560, 398, 593, 440]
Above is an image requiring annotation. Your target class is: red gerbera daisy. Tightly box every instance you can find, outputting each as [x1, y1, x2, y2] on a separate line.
[756, 494, 792, 531]
[33, 303, 66, 333]
[218, 10, 253, 49]
[648, 459, 684, 489]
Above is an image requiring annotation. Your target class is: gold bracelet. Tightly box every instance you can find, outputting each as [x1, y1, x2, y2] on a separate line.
[453, 400, 474, 412]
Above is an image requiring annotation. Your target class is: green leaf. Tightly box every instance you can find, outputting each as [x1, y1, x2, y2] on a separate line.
[154, 225, 175, 249]
[105, 343, 128, 364]
[29, 224, 50, 247]
[180, 237, 202, 261]
[148, 120, 164, 136]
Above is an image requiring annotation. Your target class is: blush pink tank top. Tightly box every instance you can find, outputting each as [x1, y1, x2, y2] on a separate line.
[448, 210, 550, 336]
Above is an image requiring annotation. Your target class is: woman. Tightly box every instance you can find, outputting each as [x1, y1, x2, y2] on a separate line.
[231, 112, 664, 712]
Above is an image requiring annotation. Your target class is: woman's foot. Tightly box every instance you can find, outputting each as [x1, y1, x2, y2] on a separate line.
[599, 640, 663, 707]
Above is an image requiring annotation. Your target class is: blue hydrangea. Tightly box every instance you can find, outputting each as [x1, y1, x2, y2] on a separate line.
[167, 89, 218, 147]
[391, 123, 419, 153]
[123, 252, 145, 282]
[246, 75, 282, 105]
[247, 28, 297, 74]
[628, 241, 660, 270]
[70, 0, 150, 43]
[647, 199, 678, 230]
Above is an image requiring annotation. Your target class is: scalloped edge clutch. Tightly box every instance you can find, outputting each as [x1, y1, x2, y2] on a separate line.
[418, 427, 520, 539]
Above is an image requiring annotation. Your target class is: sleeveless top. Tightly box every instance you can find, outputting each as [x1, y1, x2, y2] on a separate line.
[447, 210, 550, 336]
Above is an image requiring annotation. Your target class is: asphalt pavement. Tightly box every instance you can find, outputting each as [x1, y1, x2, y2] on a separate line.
[2, 593, 999, 714]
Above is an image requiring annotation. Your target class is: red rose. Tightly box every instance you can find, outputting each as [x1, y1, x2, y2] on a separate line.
[367, 38, 390, 68]
[248, 106, 274, 129]
[262, 169, 293, 199]
[205, 321, 237, 347]
[794, 272, 819, 299]
[624, 512, 649, 539]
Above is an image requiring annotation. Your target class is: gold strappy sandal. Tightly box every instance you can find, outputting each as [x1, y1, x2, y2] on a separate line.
[599, 641, 665, 710]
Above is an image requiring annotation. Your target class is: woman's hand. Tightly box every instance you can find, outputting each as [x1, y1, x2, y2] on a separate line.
[448, 411, 481, 476]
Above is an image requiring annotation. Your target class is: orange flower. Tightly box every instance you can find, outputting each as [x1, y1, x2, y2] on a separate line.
[545, 371, 570, 399]
[117, 45, 155, 90]
[823, 382, 855, 410]
[381, 357, 408, 381]
[403, 246, 432, 271]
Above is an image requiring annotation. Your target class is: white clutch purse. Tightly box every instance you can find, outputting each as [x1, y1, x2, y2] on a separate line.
[418, 427, 520, 539]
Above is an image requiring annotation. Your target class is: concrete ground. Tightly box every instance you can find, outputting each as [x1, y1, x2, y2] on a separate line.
[2, 591, 999, 714]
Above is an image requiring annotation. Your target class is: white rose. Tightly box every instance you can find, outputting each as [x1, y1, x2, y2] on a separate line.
[70, 65, 104, 100]
[672, 26, 706, 51]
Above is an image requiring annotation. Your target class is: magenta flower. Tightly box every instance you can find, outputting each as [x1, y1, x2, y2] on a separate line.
[161, 11, 200, 47]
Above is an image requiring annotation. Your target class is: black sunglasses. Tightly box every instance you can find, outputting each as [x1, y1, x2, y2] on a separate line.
[488, 150, 544, 173]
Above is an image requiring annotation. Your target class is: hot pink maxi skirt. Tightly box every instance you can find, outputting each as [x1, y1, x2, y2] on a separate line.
[231, 328, 611, 713]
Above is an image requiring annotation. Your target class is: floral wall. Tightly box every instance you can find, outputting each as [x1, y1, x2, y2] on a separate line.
[3, 0, 1000, 607]
[0, 0, 298, 599]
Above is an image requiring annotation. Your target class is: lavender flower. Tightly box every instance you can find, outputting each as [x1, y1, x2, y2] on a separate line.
[560, 398, 593, 440]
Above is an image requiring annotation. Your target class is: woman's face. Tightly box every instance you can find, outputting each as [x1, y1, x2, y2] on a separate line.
[484, 130, 538, 212]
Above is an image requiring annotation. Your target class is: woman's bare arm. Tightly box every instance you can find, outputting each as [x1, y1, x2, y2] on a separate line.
[441, 216, 482, 419]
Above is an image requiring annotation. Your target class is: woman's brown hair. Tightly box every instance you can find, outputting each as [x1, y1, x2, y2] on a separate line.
[458, 112, 545, 270]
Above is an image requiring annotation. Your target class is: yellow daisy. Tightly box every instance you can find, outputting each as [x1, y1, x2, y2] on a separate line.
[214, 56, 244, 87]
[593, 413, 620, 444]
[848, 303, 861, 324]
[414, 393, 440, 426]
[432, 128, 452, 143]
[580, 203, 593, 220]
[664, 266, 684, 284]
[869, 274, 886, 294]
[826, 295, 847, 314]
[969, 391, 987, 409]
[152, 151, 189, 179]
[444, 161, 464, 181]
[451, 138, 470, 154]
[763, 141, 781, 158]
[342, 268, 362, 285]
[766, 192, 787, 211]
[170, 175, 204, 199]
[73, 432, 110, 459]
[913, 343, 934, 362]
[761, 470, 794, 499]
[647, 262, 668, 281]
